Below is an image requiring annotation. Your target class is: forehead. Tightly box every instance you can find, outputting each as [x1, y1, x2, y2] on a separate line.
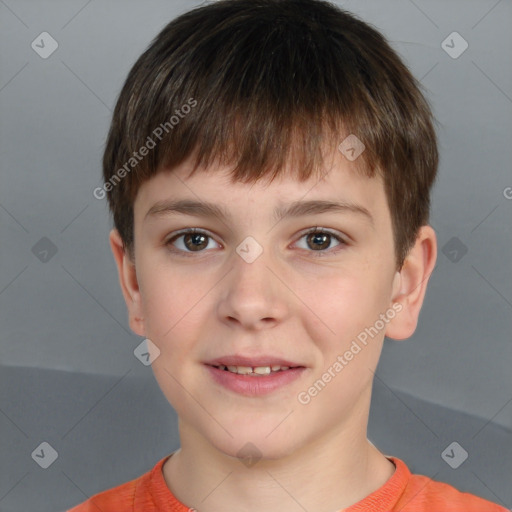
[134, 153, 388, 226]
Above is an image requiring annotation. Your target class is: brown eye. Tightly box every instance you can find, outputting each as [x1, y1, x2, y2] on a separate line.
[306, 232, 331, 251]
[166, 229, 219, 256]
[295, 228, 346, 257]
[182, 232, 209, 251]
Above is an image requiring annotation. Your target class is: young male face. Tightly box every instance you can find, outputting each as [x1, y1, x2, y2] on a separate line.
[110, 149, 436, 462]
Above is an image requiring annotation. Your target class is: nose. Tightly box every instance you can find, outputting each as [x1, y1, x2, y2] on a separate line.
[216, 242, 290, 330]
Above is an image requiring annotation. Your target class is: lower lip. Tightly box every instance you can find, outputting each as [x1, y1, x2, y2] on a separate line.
[205, 365, 307, 396]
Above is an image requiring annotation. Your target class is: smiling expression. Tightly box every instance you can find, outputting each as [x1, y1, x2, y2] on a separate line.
[117, 150, 405, 459]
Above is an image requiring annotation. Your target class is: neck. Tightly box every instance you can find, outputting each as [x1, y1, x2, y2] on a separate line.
[163, 419, 395, 512]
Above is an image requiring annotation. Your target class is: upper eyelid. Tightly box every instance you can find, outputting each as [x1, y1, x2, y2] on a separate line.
[167, 228, 220, 244]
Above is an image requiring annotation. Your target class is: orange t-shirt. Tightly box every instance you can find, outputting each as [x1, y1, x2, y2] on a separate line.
[67, 454, 508, 512]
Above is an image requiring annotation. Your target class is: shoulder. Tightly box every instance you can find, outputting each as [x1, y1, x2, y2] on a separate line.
[66, 478, 137, 512]
[66, 458, 163, 512]
[397, 470, 508, 512]
[66, 476, 141, 512]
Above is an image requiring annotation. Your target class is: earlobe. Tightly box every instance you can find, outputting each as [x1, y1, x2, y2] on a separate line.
[109, 229, 145, 337]
[385, 225, 437, 340]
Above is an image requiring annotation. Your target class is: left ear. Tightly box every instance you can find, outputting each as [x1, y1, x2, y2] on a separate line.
[385, 225, 437, 340]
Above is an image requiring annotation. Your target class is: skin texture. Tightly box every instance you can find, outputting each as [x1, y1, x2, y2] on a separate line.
[110, 150, 437, 512]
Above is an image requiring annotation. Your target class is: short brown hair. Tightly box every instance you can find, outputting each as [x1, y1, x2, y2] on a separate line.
[102, 0, 438, 268]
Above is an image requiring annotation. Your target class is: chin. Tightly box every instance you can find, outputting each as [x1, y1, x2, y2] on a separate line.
[209, 428, 299, 463]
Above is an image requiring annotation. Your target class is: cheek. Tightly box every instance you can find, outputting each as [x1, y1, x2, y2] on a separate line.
[302, 274, 387, 406]
[301, 265, 385, 336]
[138, 261, 205, 339]
[300, 262, 393, 386]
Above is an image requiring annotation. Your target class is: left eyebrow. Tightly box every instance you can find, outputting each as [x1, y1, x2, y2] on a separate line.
[144, 198, 373, 225]
[273, 199, 373, 225]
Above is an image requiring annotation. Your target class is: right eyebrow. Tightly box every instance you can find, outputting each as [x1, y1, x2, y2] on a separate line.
[144, 199, 230, 222]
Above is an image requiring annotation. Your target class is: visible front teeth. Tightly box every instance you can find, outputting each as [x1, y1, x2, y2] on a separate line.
[216, 364, 291, 375]
[228, 365, 254, 375]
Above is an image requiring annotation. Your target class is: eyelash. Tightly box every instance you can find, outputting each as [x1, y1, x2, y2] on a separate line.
[164, 227, 347, 258]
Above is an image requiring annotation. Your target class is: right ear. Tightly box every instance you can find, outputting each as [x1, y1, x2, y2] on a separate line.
[109, 229, 145, 337]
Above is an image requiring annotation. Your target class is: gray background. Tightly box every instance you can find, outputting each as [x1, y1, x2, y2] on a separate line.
[0, 0, 511, 511]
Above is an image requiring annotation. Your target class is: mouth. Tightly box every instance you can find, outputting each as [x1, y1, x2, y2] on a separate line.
[204, 354, 305, 376]
[206, 363, 302, 376]
[205, 361, 307, 397]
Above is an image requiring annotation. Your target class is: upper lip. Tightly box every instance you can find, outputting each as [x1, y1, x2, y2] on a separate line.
[204, 355, 305, 368]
